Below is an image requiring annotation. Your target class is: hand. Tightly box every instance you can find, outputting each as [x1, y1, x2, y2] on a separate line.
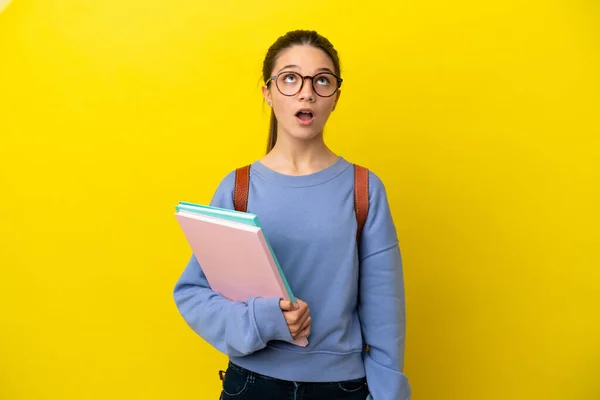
[279, 298, 311, 340]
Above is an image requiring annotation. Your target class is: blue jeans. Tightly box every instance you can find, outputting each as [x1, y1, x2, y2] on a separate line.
[220, 362, 370, 400]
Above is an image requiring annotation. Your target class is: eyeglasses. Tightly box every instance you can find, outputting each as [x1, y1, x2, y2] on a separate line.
[266, 71, 343, 98]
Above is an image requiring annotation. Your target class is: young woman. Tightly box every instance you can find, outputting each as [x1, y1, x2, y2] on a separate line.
[173, 30, 411, 400]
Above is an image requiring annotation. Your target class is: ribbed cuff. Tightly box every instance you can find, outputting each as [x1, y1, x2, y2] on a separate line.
[250, 297, 294, 343]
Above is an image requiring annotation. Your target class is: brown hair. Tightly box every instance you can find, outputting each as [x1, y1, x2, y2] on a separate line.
[262, 30, 341, 153]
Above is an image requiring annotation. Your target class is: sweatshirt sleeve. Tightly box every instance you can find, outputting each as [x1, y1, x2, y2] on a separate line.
[172, 171, 294, 357]
[358, 173, 412, 400]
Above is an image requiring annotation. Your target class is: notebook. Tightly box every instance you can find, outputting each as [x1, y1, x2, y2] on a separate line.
[175, 202, 295, 302]
[175, 205, 308, 347]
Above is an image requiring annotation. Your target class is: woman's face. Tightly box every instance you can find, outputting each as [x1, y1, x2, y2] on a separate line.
[263, 45, 341, 144]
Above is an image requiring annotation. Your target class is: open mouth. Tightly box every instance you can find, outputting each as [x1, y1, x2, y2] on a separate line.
[295, 110, 314, 125]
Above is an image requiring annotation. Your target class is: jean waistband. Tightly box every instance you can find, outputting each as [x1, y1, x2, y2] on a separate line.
[227, 361, 366, 385]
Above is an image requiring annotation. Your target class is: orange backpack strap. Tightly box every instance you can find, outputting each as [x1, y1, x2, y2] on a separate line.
[354, 164, 370, 353]
[233, 165, 251, 212]
[354, 164, 369, 243]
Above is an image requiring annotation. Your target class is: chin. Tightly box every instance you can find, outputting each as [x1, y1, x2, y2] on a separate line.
[289, 128, 323, 142]
[282, 120, 325, 141]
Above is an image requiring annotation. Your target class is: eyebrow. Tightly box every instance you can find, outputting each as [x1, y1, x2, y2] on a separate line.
[277, 64, 335, 74]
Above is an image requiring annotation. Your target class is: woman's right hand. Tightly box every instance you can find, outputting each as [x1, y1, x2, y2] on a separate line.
[279, 298, 311, 340]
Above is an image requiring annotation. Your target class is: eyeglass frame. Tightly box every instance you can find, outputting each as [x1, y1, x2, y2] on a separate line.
[266, 71, 343, 98]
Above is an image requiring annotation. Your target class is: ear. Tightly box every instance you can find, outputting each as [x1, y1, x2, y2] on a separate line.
[332, 90, 341, 111]
[262, 85, 272, 106]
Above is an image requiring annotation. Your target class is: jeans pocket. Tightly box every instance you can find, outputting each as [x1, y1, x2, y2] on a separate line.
[221, 365, 250, 398]
[338, 377, 368, 393]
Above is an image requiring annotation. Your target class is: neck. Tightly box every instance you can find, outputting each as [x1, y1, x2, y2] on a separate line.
[260, 131, 339, 176]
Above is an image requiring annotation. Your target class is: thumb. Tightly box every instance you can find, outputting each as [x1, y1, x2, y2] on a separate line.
[279, 300, 297, 311]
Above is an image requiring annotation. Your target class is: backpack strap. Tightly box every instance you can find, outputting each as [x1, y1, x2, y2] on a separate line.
[233, 163, 370, 243]
[353, 164, 369, 244]
[233, 165, 250, 212]
[353, 164, 371, 353]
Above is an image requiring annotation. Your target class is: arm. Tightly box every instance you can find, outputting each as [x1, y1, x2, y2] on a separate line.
[358, 173, 411, 400]
[172, 172, 294, 357]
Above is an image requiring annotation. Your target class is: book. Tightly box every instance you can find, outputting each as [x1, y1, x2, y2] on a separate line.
[174, 202, 308, 347]
[176, 202, 295, 302]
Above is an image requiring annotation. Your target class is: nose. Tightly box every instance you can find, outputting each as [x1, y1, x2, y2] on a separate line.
[298, 76, 315, 102]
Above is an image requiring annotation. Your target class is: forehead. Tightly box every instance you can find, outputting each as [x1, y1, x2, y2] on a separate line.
[272, 45, 336, 74]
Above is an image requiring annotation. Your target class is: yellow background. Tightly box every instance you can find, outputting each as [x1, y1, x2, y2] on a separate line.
[1, 0, 598, 399]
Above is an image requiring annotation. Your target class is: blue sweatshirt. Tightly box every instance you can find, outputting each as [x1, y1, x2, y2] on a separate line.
[173, 157, 411, 400]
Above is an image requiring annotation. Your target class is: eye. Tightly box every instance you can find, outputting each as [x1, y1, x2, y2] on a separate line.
[282, 73, 298, 83]
[315, 75, 332, 86]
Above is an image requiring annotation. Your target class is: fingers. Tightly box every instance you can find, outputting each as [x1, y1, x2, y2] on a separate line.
[288, 310, 310, 336]
[290, 315, 311, 339]
[294, 299, 309, 318]
[298, 315, 312, 335]
[286, 307, 311, 338]
[295, 321, 311, 340]
[296, 299, 307, 308]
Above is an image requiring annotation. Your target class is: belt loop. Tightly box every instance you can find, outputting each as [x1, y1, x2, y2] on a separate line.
[247, 370, 255, 384]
